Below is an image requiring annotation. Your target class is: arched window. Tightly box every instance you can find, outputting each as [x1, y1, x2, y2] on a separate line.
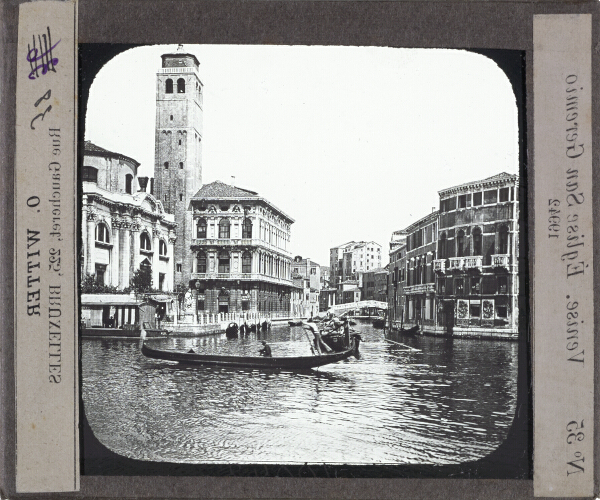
[159, 240, 167, 256]
[179, 162, 183, 169]
[197, 251, 207, 273]
[177, 78, 185, 93]
[472, 227, 482, 256]
[165, 79, 173, 94]
[499, 225, 510, 254]
[125, 174, 133, 194]
[164, 161, 169, 169]
[140, 232, 151, 251]
[457, 229, 466, 257]
[95, 223, 110, 244]
[242, 251, 252, 273]
[242, 219, 252, 239]
[196, 218, 207, 238]
[438, 232, 447, 259]
[82, 166, 98, 183]
[140, 258, 152, 281]
[218, 219, 230, 239]
[218, 251, 230, 273]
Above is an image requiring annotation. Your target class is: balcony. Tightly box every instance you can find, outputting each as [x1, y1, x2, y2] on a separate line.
[492, 254, 510, 269]
[448, 257, 464, 271]
[192, 238, 254, 247]
[404, 283, 435, 295]
[463, 256, 483, 271]
[433, 259, 446, 274]
[190, 271, 292, 286]
[191, 238, 291, 257]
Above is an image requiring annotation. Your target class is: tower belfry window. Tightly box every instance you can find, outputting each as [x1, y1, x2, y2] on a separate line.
[179, 162, 183, 169]
[164, 162, 169, 169]
[165, 79, 173, 94]
[177, 78, 185, 93]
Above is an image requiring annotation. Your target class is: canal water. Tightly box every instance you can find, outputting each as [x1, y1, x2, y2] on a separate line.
[82, 321, 518, 465]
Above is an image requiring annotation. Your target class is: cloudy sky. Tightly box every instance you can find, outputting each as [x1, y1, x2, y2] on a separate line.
[85, 45, 518, 267]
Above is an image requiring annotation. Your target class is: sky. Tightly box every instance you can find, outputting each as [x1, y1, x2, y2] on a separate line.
[85, 45, 518, 268]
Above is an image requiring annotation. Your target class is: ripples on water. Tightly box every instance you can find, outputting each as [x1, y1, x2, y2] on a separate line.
[82, 322, 518, 465]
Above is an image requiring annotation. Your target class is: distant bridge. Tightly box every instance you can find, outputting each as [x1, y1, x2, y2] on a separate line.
[328, 300, 388, 314]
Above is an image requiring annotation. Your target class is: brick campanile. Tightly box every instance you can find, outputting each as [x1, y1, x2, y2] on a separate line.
[154, 45, 203, 286]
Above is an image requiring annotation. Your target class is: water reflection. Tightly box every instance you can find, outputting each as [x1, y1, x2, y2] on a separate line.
[82, 322, 518, 465]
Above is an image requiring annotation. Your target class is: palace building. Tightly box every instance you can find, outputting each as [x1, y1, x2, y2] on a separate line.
[388, 233, 407, 327]
[433, 172, 519, 338]
[81, 141, 176, 292]
[399, 211, 439, 330]
[388, 172, 520, 339]
[186, 180, 295, 319]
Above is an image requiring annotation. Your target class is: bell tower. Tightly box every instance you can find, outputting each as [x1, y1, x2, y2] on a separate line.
[154, 45, 203, 286]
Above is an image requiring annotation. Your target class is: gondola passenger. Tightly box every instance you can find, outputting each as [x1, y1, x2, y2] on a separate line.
[259, 341, 272, 357]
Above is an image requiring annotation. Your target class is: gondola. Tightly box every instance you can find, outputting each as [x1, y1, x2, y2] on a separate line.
[225, 322, 239, 338]
[372, 317, 386, 328]
[288, 320, 303, 327]
[398, 325, 419, 336]
[140, 339, 359, 369]
[321, 332, 362, 353]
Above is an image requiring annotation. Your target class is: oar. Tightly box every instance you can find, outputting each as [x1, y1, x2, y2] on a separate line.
[385, 339, 421, 351]
[302, 328, 318, 355]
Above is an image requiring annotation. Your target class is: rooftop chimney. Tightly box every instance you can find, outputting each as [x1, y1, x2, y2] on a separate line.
[138, 176, 149, 192]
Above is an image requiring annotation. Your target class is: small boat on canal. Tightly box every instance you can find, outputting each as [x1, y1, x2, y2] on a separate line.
[140, 338, 359, 369]
[288, 320, 303, 327]
[372, 317, 386, 328]
[398, 325, 420, 336]
[321, 332, 362, 353]
[225, 322, 239, 338]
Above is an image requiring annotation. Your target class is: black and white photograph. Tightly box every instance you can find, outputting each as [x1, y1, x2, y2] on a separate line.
[79, 44, 527, 474]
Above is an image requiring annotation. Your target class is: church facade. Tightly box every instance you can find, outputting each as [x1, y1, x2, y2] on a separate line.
[81, 141, 176, 292]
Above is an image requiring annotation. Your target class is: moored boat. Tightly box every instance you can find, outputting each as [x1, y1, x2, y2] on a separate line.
[398, 325, 419, 336]
[289, 320, 303, 327]
[225, 322, 239, 338]
[372, 317, 386, 328]
[141, 339, 359, 369]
